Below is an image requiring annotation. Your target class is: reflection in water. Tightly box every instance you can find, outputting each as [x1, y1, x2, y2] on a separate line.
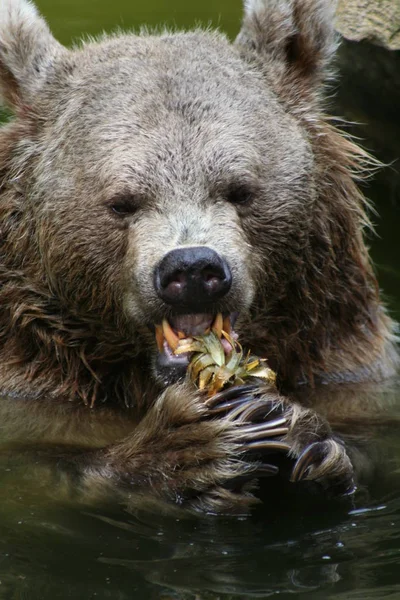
[0, 2, 399, 599]
[0, 385, 399, 599]
[0, 487, 399, 599]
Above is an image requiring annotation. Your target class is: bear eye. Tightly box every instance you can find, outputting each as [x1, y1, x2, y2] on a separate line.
[225, 183, 254, 206]
[108, 194, 141, 217]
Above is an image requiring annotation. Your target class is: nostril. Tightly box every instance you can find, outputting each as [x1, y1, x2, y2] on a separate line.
[164, 272, 186, 296]
[202, 269, 224, 293]
[163, 271, 185, 287]
[202, 269, 221, 283]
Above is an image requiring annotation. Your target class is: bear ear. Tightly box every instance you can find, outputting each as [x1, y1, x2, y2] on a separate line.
[236, 0, 338, 97]
[0, 0, 65, 109]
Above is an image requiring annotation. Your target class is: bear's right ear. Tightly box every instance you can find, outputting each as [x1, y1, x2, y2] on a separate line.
[0, 0, 65, 109]
[236, 0, 338, 102]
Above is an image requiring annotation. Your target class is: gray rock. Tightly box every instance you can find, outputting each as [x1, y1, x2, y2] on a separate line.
[336, 0, 400, 50]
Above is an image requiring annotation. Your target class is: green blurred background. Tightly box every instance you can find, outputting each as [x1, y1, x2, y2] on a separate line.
[35, 0, 243, 44]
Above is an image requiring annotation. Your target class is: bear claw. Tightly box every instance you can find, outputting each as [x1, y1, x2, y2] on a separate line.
[205, 384, 260, 407]
[291, 441, 325, 482]
[290, 440, 356, 496]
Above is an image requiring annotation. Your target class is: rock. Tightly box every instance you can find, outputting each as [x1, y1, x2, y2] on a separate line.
[333, 1, 400, 182]
[336, 0, 400, 50]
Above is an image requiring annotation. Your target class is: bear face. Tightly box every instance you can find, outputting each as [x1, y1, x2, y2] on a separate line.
[0, 0, 397, 406]
[28, 32, 314, 383]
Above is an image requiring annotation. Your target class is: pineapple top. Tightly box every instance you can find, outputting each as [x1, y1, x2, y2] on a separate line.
[175, 330, 276, 396]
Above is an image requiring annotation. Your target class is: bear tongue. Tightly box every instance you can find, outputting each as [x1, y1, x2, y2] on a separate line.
[155, 314, 215, 354]
[170, 314, 214, 337]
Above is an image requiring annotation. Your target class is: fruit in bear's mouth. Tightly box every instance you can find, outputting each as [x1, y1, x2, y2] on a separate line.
[155, 313, 276, 396]
[177, 331, 276, 396]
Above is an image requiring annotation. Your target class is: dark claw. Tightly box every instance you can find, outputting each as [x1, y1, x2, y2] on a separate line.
[290, 441, 325, 483]
[208, 393, 283, 424]
[205, 384, 260, 408]
[255, 464, 280, 476]
[290, 441, 356, 497]
[207, 396, 254, 415]
[238, 440, 291, 453]
[228, 400, 283, 423]
[237, 418, 288, 436]
[237, 425, 289, 441]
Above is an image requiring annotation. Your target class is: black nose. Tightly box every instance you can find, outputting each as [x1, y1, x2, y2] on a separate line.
[154, 247, 232, 307]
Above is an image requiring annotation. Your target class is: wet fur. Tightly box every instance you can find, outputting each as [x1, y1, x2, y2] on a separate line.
[0, 0, 398, 513]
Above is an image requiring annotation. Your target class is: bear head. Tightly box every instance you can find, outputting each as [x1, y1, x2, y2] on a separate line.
[0, 1, 393, 404]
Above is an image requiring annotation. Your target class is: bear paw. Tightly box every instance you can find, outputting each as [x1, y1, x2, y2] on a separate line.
[103, 382, 291, 514]
[206, 383, 356, 498]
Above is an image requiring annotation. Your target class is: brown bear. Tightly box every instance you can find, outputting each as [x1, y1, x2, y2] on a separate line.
[0, 0, 398, 514]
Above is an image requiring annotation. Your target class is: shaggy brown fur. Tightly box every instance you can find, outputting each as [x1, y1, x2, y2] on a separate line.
[0, 0, 398, 514]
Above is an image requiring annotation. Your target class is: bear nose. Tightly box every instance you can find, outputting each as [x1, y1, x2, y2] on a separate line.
[154, 247, 232, 307]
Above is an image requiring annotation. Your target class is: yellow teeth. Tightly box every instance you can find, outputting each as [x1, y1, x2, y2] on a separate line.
[222, 316, 231, 335]
[156, 314, 230, 354]
[212, 313, 223, 338]
[155, 325, 164, 353]
[162, 318, 179, 352]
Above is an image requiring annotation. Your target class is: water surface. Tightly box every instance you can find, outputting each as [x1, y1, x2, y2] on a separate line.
[1, 2, 399, 598]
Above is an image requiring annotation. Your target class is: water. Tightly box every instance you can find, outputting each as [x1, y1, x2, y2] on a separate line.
[0, 2, 399, 599]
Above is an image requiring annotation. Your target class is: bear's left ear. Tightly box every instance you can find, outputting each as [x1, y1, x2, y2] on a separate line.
[236, 0, 337, 100]
[0, 0, 66, 109]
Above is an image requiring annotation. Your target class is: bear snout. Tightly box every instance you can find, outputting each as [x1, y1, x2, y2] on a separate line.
[154, 246, 232, 309]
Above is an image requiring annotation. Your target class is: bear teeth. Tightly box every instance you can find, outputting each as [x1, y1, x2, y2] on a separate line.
[162, 319, 180, 352]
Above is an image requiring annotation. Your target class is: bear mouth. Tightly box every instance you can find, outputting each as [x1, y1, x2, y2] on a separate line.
[154, 313, 237, 372]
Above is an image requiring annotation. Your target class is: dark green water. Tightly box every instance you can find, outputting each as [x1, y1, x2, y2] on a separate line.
[0, 2, 399, 599]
